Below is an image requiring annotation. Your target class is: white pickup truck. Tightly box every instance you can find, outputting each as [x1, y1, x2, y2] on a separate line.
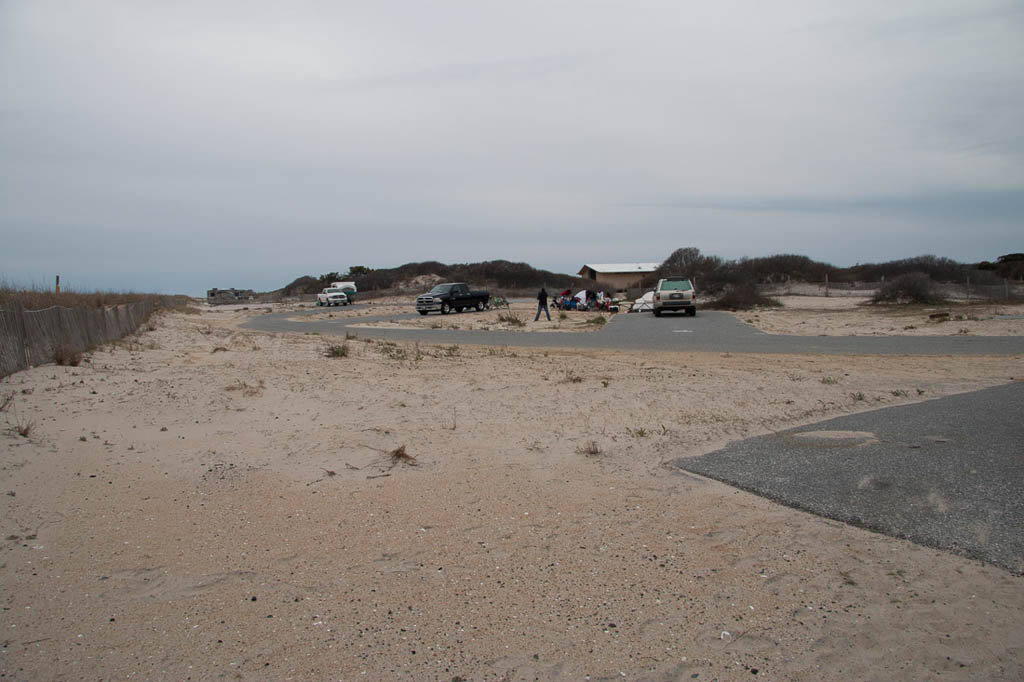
[317, 287, 349, 306]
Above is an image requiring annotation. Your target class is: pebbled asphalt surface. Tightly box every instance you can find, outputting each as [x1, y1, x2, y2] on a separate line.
[243, 305, 1024, 355]
[673, 382, 1024, 574]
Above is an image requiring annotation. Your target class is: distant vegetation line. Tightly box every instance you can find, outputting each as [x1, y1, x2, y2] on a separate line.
[0, 283, 190, 312]
[276, 250, 1024, 298]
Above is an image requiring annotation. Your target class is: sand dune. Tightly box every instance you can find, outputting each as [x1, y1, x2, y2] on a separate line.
[1, 301, 1021, 680]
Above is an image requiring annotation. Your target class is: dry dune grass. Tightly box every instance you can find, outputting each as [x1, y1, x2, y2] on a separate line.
[0, 284, 187, 311]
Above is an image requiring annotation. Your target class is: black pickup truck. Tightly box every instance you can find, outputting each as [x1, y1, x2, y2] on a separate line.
[416, 283, 490, 315]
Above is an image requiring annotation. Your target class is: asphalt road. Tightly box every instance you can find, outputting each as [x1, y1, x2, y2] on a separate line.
[242, 304, 1024, 355]
[673, 382, 1024, 574]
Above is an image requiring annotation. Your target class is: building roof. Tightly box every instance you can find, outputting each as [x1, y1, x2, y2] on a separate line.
[578, 263, 660, 275]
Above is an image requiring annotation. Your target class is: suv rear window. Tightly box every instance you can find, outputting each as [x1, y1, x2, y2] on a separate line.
[659, 279, 693, 291]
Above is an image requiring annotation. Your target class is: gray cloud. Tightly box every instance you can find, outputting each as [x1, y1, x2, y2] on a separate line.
[1, 0, 1022, 294]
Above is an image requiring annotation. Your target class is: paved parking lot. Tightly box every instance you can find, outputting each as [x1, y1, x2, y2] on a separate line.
[673, 382, 1024, 574]
[245, 306, 1024, 355]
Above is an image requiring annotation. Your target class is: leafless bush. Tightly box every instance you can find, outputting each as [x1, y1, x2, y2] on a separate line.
[871, 272, 944, 304]
[705, 284, 782, 311]
[577, 441, 601, 457]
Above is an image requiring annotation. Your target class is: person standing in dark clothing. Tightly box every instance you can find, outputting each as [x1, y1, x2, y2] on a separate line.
[535, 287, 551, 321]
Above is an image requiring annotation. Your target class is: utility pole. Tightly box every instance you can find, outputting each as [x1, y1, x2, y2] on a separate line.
[55, 275, 60, 294]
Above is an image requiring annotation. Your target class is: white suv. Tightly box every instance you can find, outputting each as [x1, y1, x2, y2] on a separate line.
[652, 277, 696, 317]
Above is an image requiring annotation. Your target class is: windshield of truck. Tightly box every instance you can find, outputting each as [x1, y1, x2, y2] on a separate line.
[660, 279, 693, 291]
[428, 285, 454, 295]
[325, 288, 344, 294]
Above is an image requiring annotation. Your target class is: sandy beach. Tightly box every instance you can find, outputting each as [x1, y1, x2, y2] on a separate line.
[2, 298, 1021, 680]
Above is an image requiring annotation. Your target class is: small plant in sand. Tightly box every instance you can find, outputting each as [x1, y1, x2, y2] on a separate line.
[387, 445, 418, 468]
[820, 376, 840, 385]
[14, 417, 34, 438]
[438, 344, 460, 358]
[600, 379, 610, 388]
[577, 440, 602, 457]
[225, 379, 265, 397]
[497, 311, 525, 327]
[627, 427, 649, 438]
[326, 343, 349, 358]
[377, 340, 407, 360]
[54, 344, 82, 367]
[561, 369, 583, 384]
[583, 316, 606, 326]
[891, 389, 909, 397]
[559, 311, 568, 320]
[0, 391, 13, 413]
[212, 346, 229, 353]
[345, 332, 358, 340]
[849, 391, 866, 402]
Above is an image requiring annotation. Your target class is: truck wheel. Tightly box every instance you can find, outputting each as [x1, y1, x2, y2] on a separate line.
[689, 308, 697, 317]
[441, 303, 451, 315]
[455, 307, 462, 313]
[653, 309, 662, 317]
[476, 301, 484, 311]
[419, 310, 428, 316]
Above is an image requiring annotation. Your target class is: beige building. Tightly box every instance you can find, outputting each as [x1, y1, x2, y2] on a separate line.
[577, 263, 660, 291]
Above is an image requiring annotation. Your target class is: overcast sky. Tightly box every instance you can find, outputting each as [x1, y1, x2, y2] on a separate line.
[2, 1, 1022, 295]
